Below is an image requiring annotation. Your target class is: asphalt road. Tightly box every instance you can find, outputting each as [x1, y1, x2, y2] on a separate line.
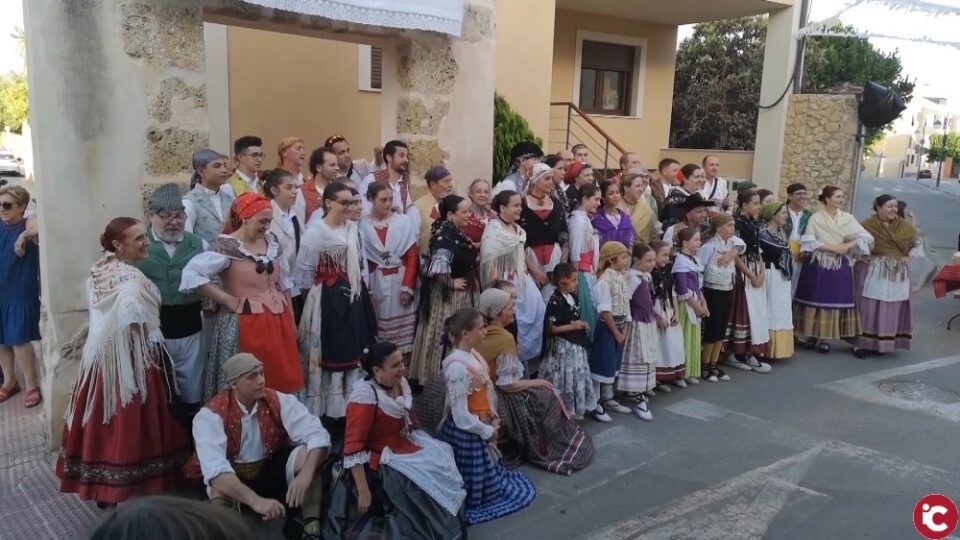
[472, 176, 960, 540]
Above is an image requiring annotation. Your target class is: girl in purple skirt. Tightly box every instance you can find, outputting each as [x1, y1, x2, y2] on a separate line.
[792, 186, 873, 353]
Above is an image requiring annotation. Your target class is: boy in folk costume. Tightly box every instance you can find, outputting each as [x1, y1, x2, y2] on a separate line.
[186, 353, 331, 538]
[590, 242, 634, 417]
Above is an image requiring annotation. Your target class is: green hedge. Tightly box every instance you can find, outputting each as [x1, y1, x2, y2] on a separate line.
[493, 93, 543, 182]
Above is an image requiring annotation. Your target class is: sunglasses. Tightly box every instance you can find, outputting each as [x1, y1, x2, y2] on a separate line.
[255, 259, 275, 275]
[0, 202, 14, 210]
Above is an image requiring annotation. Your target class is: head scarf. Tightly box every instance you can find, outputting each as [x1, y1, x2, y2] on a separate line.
[424, 165, 452, 185]
[761, 201, 785, 222]
[190, 148, 222, 189]
[564, 160, 587, 185]
[477, 288, 511, 320]
[710, 212, 734, 231]
[234, 192, 272, 221]
[597, 240, 629, 277]
[277, 136, 303, 163]
[526, 163, 553, 192]
[222, 353, 263, 383]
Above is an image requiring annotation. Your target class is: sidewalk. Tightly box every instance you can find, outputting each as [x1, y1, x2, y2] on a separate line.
[911, 175, 960, 198]
[0, 376, 100, 540]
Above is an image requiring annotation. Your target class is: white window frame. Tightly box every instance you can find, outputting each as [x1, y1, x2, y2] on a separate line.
[572, 30, 647, 119]
[358, 44, 381, 93]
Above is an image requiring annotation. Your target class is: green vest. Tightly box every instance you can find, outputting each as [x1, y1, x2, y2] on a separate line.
[136, 227, 205, 306]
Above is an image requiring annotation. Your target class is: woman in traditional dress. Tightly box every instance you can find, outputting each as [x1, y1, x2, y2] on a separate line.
[481, 190, 546, 366]
[323, 342, 467, 539]
[262, 169, 305, 322]
[410, 195, 480, 383]
[463, 178, 496, 245]
[593, 180, 634, 248]
[181, 192, 303, 402]
[567, 184, 601, 337]
[475, 288, 593, 475]
[293, 181, 377, 419]
[520, 163, 568, 288]
[650, 240, 687, 389]
[726, 189, 772, 373]
[758, 201, 795, 361]
[793, 186, 872, 353]
[849, 194, 919, 357]
[673, 227, 708, 383]
[618, 243, 658, 419]
[619, 169, 658, 245]
[543, 154, 569, 210]
[0, 185, 41, 407]
[563, 161, 595, 214]
[438, 308, 536, 525]
[58, 218, 190, 505]
[659, 163, 707, 231]
[360, 181, 419, 357]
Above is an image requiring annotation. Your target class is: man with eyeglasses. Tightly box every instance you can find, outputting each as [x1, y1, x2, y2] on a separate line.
[136, 183, 209, 420]
[226, 136, 264, 197]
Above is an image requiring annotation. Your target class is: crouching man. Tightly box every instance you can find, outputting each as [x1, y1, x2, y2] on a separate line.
[184, 353, 330, 538]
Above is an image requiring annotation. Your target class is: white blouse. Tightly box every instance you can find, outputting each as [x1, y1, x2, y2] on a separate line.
[179, 234, 294, 293]
[442, 349, 495, 440]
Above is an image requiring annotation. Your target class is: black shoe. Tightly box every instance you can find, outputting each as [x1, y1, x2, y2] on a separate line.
[853, 348, 868, 359]
[817, 342, 831, 354]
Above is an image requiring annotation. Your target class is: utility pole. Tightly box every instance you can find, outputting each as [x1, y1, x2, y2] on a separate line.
[916, 117, 927, 181]
[936, 114, 949, 189]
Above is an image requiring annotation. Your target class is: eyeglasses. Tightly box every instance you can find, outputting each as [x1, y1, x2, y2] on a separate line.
[157, 211, 186, 222]
[255, 259, 275, 275]
[245, 152, 265, 159]
[332, 199, 353, 206]
[0, 202, 14, 210]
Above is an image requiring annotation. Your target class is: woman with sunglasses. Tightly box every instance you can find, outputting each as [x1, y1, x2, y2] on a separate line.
[180, 192, 303, 402]
[294, 181, 377, 421]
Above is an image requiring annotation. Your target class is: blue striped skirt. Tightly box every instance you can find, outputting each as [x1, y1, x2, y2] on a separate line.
[439, 417, 536, 525]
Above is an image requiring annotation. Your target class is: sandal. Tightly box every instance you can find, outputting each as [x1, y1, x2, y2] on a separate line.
[0, 384, 20, 403]
[24, 388, 42, 408]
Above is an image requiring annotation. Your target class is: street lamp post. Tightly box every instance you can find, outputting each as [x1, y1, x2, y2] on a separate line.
[936, 115, 949, 189]
[916, 119, 927, 181]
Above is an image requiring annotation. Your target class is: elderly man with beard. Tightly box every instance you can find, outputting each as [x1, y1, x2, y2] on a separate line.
[413, 165, 455, 257]
[136, 183, 209, 417]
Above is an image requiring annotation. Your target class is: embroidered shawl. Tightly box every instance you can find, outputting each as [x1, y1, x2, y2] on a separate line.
[861, 214, 917, 258]
[295, 219, 362, 299]
[480, 218, 528, 289]
[360, 212, 417, 269]
[806, 209, 867, 245]
[66, 255, 167, 426]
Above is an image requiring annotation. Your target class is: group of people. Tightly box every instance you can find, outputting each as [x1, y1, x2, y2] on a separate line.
[0, 134, 922, 539]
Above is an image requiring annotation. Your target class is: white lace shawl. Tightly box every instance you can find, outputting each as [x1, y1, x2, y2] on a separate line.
[359, 213, 417, 270]
[294, 219, 362, 300]
[479, 218, 527, 289]
[66, 256, 166, 426]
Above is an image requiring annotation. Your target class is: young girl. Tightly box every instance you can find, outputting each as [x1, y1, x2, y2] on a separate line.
[698, 214, 741, 382]
[618, 243, 658, 420]
[650, 240, 686, 391]
[438, 309, 536, 525]
[542, 262, 608, 422]
[590, 242, 633, 416]
[672, 227, 708, 383]
[727, 189, 772, 373]
[567, 184, 601, 335]
[592, 181, 634, 248]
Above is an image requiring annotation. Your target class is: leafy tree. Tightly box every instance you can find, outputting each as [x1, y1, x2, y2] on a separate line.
[493, 93, 541, 182]
[670, 17, 914, 150]
[0, 73, 28, 133]
[926, 133, 960, 163]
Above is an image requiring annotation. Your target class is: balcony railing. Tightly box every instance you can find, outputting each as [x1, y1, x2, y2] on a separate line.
[549, 101, 627, 179]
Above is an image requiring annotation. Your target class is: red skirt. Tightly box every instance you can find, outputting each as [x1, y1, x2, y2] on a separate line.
[238, 305, 303, 394]
[56, 365, 190, 503]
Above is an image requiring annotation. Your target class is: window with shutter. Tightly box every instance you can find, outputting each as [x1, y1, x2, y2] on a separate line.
[578, 40, 638, 116]
[371, 46, 382, 90]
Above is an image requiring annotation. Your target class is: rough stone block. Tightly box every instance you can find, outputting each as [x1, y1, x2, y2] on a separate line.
[397, 39, 459, 95]
[397, 97, 450, 136]
[407, 139, 449, 175]
[461, 4, 494, 42]
[120, 1, 204, 71]
[149, 78, 206, 123]
[145, 127, 209, 176]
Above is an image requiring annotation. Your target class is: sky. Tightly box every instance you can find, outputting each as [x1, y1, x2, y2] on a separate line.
[0, 0, 956, 102]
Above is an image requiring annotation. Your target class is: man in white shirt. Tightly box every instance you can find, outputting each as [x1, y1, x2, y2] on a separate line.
[324, 134, 383, 186]
[357, 140, 417, 225]
[188, 353, 331, 534]
[700, 154, 730, 214]
[783, 182, 811, 293]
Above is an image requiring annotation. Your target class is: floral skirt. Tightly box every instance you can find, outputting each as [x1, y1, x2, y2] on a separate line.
[539, 337, 597, 418]
[57, 364, 190, 504]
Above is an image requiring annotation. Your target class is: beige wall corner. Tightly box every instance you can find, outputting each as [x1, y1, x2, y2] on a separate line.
[751, 2, 801, 191]
[494, 0, 555, 143]
[777, 94, 859, 204]
[204, 22, 232, 153]
[23, 0, 209, 447]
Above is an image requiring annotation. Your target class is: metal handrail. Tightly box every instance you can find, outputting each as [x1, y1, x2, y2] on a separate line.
[549, 101, 628, 155]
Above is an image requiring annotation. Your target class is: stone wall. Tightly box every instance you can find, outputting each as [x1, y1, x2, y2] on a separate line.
[778, 94, 860, 207]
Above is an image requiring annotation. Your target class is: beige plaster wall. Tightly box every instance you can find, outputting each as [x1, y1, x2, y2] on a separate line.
[494, 0, 555, 143]
[226, 26, 383, 162]
[658, 148, 755, 179]
[549, 10, 677, 168]
[778, 94, 859, 205]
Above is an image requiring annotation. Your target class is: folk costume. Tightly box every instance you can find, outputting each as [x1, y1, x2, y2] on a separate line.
[651, 266, 686, 382]
[413, 194, 442, 258]
[520, 190, 568, 278]
[57, 255, 190, 503]
[324, 378, 467, 539]
[541, 287, 599, 419]
[850, 210, 919, 352]
[360, 212, 419, 353]
[294, 219, 377, 419]
[620, 195, 657, 245]
[727, 213, 770, 358]
[758, 203, 796, 359]
[438, 348, 536, 525]
[590, 243, 631, 402]
[698, 223, 742, 369]
[183, 183, 235, 244]
[618, 269, 659, 395]
[672, 252, 704, 379]
[567, 209, 600, 336]
[410, 219, 479, 383]
[592, 207, 634, 248]
[463, 204, 496, 245]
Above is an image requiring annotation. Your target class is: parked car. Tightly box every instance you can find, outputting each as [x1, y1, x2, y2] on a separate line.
[918, 169, 933, 179]
[0, 152, 22, 176]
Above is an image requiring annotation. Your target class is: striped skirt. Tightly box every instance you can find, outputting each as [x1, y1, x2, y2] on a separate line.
[439, 417, 536, 525]
[617, 321, 658, 393]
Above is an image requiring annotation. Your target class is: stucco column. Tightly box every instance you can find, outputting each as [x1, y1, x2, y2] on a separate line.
[382, 0, 495, 192]
[23, 0, 209, 448]
[751, 2, 802, 190]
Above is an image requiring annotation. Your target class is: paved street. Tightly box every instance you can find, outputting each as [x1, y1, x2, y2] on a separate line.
[3, 174, 960, 539]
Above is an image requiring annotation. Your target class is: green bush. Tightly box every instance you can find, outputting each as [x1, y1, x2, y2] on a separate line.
[493, 93, 542, 182]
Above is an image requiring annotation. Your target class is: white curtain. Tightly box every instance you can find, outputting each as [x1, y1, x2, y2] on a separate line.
[239, 0, 465, 37]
